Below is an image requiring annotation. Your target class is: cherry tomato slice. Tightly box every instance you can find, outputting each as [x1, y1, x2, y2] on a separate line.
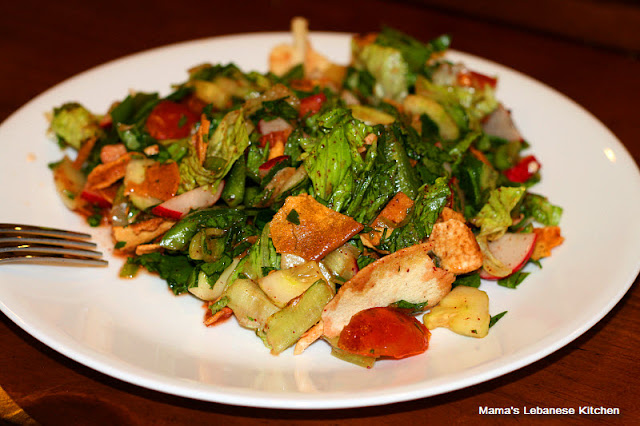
[145, 100, 198, 140]
[338, 307, 430, 359]
[504, 155, 541, 183]
[299, 93, 327, 117]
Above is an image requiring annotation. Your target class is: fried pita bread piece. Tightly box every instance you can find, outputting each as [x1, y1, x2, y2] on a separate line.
[531, 226, 564, 260]
[321, 243, 454, 339]
[427, 218, 483, 275]
[113, 217, 176, 253]
[270, 194, 364, 261]
[85, 153, 132, 191]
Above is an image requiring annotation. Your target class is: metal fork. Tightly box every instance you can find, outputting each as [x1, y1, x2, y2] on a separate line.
[0, 223, 108, 266]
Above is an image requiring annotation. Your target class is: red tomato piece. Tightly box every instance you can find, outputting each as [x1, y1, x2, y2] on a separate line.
[184, 94, 208, 116]
[457, 70, 498, 89]
[299, 93, 327, 117]
[338, 307, 430, 359]
[146, 100, 199, 140]
[259, 130, 291, 148]
[504, 155, 541, 183]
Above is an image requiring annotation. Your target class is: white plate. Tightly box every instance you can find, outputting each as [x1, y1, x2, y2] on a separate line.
[1, 33, 639, 410]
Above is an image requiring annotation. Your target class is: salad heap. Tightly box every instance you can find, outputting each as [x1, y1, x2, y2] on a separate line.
[47, 18, 563, 367]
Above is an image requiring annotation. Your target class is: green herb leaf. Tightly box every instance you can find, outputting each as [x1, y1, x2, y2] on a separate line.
[391, 300, 427, 313]
[87, 214, 102, 227]
[286, 208, 300, 225]
[497, 271, 530, 289]
[489, 311, 508, 328]
[453, 273, 481, 288]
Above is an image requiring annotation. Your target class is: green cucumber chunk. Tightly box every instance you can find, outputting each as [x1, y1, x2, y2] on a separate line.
[225, 279, 280, 329]
[262, 280, 334, 355]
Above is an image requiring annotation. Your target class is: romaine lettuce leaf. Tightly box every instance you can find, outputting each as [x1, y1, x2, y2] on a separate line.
[375, 27, 450, 77]
[379, 124, 421, 198]
[177, 140, 218, 192]
[303, 108, 373, 207]
[203, 108, 250, 185]
[49, 103, 104, 150]
[378, 177, 450, 252]
[472, 186, 526, 241]
[128, 252, 195, 295]
[416, 75, 498, 130]
[352, 42, 408, 102]
[521, 193, 563, 226]
[455, 151, 499, 218]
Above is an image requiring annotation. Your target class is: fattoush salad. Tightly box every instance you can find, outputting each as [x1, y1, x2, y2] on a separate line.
[47, 18, 564, 367]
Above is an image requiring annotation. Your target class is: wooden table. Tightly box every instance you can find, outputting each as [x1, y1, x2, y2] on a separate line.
[2, 0, 638, 424]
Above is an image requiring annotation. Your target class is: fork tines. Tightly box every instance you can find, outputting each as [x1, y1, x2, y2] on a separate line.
[0, 223, 108, 267]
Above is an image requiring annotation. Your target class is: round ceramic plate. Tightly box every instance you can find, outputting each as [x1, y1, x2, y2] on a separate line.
[0, 33, 638, 409]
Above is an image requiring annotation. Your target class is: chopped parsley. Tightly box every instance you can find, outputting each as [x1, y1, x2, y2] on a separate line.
[286, 208, 300, 225]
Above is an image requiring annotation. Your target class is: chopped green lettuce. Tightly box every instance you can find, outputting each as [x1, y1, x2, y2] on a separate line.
[489, 311, 508, 328]
[416, 75, 498, 130]
[472, 186, 526, 241]
[521, 193, 563, 226]
[378, 177, 450, 252]
[303, 108, 373, 207]
[375, 27, 450, 78]
[128, 252, 195, 295]
[49, 103, 103, 149]
[455, 152, 499, 218]
[352, 42, 408, 102]
[452, 272, 481, 288]
[202, 108, 250, 187]
[177, 140, 218, 192]
[250, 97, 298, 123]
[378, 124, 421, 199]
[498, 271, 530, 289]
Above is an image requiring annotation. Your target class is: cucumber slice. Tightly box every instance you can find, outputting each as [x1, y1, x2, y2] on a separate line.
[262, 280, 334, 354]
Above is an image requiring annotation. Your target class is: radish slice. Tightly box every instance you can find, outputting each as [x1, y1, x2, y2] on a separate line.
[258, 155, 290, 179]
[258, 117, 292, 135]
[482, 104, 523, 142]
[80, 189, 111, 208]
[479, 232, 537, 280]
[152, 182, 224, 220]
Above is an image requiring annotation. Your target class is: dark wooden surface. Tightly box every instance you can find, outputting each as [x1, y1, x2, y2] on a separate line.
[2, 0, 639, 424]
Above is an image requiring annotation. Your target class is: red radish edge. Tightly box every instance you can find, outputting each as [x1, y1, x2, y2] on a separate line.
[479, 232, 537, 280]
[152, 182, 224, 220]
[81, 190, 112, 208]
[258, 155, 290, 179]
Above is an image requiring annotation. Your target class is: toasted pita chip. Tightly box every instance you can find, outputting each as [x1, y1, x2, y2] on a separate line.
[532, 226, 564, 260]
[294, 321, 324, 355]
[428, 219, 483, 274]
[86, 153, 132, 191]
[270, 194, 364, 261]
[322, 243, 454, 339]
[113, 218, 176, 252]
